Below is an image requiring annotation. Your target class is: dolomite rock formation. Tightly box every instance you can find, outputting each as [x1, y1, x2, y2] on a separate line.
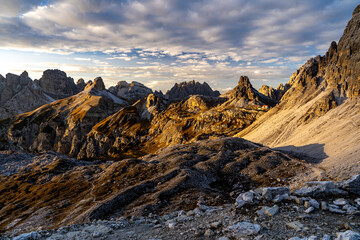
[221, 76, 278, 108]
[109, 81, 153, 102]
[165, 80, 220, 100]
[239, 4, 360, 179]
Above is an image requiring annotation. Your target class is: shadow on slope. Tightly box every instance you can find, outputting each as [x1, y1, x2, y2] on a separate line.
[274, 143, 327, 164]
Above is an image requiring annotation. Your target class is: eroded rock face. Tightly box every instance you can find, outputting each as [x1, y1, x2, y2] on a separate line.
[222, 76, 278, 108]
[109, 81, 153, 102]
[259, 84, 290, 101]
[76, 78, 86, 92]
[0, 71, 56, 119]
[3, 77, 126, 156]
[39, 69, 78, 98]
[165, 80, 220, 100]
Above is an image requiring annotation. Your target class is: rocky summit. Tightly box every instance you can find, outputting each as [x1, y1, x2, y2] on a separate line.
[165, 80, 220, 100]
[1, 3, 360, 240]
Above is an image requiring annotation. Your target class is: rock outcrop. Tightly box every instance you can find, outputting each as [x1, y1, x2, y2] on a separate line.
[0, 137, 309, 234]
[259, 83, 290, 101]
[222, 76, 278, 108]
[0, 70, 85, 120]
[76, 78, 86, 92]
[239, 4, 360, 179]
[77, 92, 266, 159]
[165, 80, 220, 100]
[0, 71, 54, 119]
[109, 81, 153, 102]
[38, 69, 78, 98]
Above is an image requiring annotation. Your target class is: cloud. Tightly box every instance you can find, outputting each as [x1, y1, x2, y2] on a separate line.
[0, 0, 358, 90]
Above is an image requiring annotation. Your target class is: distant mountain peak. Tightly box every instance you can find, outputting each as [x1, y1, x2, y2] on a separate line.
[165, 80, 220, 100]
[222, 76, 277, 108]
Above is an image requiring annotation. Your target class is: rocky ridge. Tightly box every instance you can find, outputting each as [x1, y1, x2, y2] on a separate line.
[259, 83, 290, 101]
[238, 4, 360, 179]
[0, 75, 269, 159]
[0, 137, 314, 236]
[5, 77, 126, 157]
[0, 70, 84, 120]
[165, 80, 220, 100]
[109, 81, 153, 103]
[2, 148, 360, 239]
[222, 76, 278, 108]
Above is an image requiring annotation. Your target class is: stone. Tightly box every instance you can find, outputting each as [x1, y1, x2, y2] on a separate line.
[256, 206, 267, 216]
[305, 207, 315, 213]
[342, 175, 360, 196]
[322, 234, 331, 240]
[211, 221, 222, 229]
[343, 204, 358, 214]
[266, 205, 280, 216]
[293, 181, 348, 198]
[286, 221, 304, 231]
[167, 221, 177, 229]
[257, 187, 290, 201]
[334, 199, 348, 206]
[218, 237, 230, 240]
[309, 199, 320, 209]
[204, 229, 214, 237]
[321, 201, 328, 210]
[13, 232, 41, 240]
[329, 207, 346, 214]
[235, 191, 256, 208]
[335, 230, 360, 240]
[226, 222, 261, 237]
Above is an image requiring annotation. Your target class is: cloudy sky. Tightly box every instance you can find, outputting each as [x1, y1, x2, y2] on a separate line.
[0, 0, 358, 92]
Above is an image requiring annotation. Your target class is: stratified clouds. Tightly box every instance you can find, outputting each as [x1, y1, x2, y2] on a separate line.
[0, 0, 358, 91]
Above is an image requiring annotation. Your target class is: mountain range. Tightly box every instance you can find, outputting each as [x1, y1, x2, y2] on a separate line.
[1, 4, 360, 238]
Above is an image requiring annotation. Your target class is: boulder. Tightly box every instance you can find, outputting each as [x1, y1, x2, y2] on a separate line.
[335, 230, 360, 240]
[256, 186, 290, 201]
[342, 175, 360, 195]
[293, 181, 348, 198]
[226, 222, 261, 238]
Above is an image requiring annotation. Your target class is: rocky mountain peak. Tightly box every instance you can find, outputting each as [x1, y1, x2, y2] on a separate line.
[165, 80, 220, 100]
[238, 76, 251, 87]
[76, 78, 86, 92]
[222, 76, 278, 108]
[20, 71, 28, 78]
[93, 77, 106, 91]
[39, 69, 78, 97]
[108, 80, 153, 102]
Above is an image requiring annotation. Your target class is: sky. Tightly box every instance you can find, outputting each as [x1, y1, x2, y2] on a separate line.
[0, 0, 358, 92]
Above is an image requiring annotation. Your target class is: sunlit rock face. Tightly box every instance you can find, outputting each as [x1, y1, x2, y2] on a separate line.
[221, 76, 278, 108]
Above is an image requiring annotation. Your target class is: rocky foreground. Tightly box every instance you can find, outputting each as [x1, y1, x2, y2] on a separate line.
[4, 176, 360, 240]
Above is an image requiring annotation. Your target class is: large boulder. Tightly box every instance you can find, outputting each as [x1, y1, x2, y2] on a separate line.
[342, 175, 360, 195]
[293, 181, 348, 198]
